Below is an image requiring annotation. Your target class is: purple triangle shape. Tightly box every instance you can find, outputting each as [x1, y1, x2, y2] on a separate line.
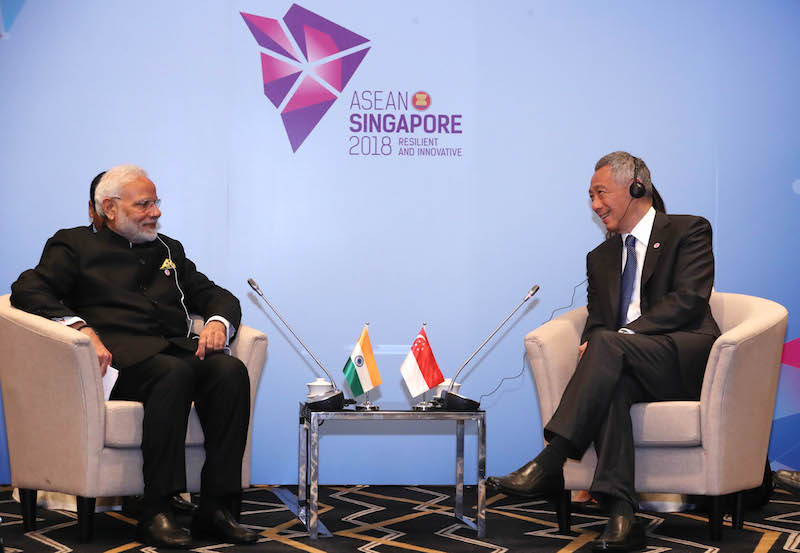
[281, 99, 336, 152]
[283, 4, 369, 61]
[264, 71, 302, 108]
[241, 13, 298, 61]
[340, 47, 370, 91]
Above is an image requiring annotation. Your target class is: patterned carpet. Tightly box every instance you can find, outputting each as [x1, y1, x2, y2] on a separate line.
[2, 484, 800, 552]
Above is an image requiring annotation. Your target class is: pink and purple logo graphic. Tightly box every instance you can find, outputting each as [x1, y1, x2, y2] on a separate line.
[770, 338, 800, 470]
[241, 4, 370, 152]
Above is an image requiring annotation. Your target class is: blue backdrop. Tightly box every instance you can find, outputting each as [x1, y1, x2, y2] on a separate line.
[1, 0, 798, 485]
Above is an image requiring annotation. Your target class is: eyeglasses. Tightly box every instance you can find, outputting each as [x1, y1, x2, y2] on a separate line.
[110, 197, 162, 211]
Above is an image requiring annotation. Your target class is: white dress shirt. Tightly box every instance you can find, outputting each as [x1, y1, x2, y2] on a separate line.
[619, 206, 656, 328]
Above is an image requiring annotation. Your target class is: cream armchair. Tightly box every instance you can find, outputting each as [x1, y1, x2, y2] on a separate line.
[524, 292, 787, 539]
[0, 294, 267, 541]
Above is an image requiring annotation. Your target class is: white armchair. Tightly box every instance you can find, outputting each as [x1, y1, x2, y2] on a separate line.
[0, 294, 267, 541]
[524, 292, 787, 539]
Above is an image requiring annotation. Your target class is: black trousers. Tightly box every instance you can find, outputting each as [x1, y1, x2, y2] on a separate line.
[110, 345, 250, 501]
[543, 329, 699, 508]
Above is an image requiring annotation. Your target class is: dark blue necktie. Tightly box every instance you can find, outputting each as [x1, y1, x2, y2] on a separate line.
[618, 235, 637, 328]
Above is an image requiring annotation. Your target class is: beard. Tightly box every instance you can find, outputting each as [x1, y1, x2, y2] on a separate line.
[114, 208, 159, 244]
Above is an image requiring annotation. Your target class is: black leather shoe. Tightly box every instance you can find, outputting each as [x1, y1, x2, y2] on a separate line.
[137, 512, 192, 549]
[170, 494, 199, 513]
[775, 470, 800, 496]
[487, 460, 564, 498]
[591, 515, 646, 552]
[192, 507, 259, 545]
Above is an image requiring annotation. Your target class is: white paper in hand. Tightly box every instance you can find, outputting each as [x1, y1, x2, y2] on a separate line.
[103, 366, 119, 401]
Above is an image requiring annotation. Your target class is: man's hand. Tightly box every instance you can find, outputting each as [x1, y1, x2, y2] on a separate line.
[578, 341, 588, 361]
[196, 320, 227, 360]
[72, 324, 112, 376]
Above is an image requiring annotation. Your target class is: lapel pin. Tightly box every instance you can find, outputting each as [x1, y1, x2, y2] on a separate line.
[159, 258, 176, 274]
[654, 242, 661, 249]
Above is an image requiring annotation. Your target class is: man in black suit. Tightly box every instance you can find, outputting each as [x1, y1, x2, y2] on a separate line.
[92, 170, 200, 516]
[11, 165, 258, 548]
[489, 151, 720, 551]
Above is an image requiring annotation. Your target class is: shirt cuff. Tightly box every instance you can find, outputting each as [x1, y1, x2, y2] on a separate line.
[54, 316, 86, 327]
[206, 315, 235, 345]
[618, 328, 635, 335]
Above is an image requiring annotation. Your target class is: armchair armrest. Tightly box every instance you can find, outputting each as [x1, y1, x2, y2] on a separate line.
[700, 295, 788, 494]
[0, 295, 105, 493]
[525, 306, 587, 424]
[189, 314, 267, 393]
[190, 313, 267, 487]
[228, 325, 268, 399]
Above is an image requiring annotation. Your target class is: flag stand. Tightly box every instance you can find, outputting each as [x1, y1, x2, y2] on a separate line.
[356, 390, 380, 411]
[413, 390, 435, 411]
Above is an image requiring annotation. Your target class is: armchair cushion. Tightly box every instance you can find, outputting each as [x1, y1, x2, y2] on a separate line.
[631, 401, 701, 447]
[104, 401, 205, 448]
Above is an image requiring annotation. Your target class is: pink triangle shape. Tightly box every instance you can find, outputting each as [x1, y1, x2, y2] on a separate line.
[783, 337, 800, 369]
[241, 12, 298, 62]
[313, 48, 369, 93]
[313, 58, 342, 92]
[261, 52, 301, 83]
[282, 76, 336, 114]
[304, 25, 339, 62]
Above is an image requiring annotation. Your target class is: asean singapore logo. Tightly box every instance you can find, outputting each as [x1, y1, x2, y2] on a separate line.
[241, 4, 370, 152]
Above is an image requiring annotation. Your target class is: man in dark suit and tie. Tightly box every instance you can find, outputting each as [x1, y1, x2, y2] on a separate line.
[489, 151, 720, 551]
[11, 165, 258, 548]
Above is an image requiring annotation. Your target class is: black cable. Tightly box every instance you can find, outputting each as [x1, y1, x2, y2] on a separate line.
[478, 277, 588, 403]
[544, 277, 588, 324]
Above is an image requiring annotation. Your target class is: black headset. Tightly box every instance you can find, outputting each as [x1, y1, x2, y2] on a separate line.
[629, 156, 646, 199]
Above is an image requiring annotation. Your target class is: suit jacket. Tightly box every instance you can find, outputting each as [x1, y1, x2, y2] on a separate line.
[581, 211, 720, 397]
[11, 225, 241, 368]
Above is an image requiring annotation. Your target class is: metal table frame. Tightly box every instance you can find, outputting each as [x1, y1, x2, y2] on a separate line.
[292, 404, 486, 539]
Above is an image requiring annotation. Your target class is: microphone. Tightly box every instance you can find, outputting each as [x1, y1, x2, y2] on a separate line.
[248, 278, 348, 410]
[442, 284, 540, 411]
[524, 284, 540, 301]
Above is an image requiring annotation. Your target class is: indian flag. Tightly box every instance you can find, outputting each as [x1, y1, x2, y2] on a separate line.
[343, 325, 382, 396]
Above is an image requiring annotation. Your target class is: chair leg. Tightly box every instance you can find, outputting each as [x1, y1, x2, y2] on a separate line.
[76, 497, 96, 543]
[20, 489, 37, 531]
[555, 490, 572, 534]
[709, 495, 723, 540]
[732, 491, 744, 529]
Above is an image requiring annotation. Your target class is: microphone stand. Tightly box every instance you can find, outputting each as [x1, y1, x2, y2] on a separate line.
[441, 285, 540, 411]
[248, 278, 350, 411]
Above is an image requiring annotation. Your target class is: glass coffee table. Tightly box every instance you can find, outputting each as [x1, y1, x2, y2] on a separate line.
[272, 404, 487, 539]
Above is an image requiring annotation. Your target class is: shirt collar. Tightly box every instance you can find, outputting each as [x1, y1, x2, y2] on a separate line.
[97, 224, 139, 249]
[622, 206, 656, 247]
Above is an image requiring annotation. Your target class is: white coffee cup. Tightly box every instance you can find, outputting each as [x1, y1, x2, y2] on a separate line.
[434, 378, 461, 398]
[307, 377, 333, 397]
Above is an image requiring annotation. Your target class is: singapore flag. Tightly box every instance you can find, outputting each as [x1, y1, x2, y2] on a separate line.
[400, 326, 445, 397]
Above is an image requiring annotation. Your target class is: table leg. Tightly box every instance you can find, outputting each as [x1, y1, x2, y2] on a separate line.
[455, 420, 465, 520]
[298, 412, 308, 507]
[309, 415, 320, 539]
[477, 414, 486, 537]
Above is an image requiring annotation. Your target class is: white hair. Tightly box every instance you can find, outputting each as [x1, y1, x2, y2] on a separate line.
[94, 164, 149, 217]
[594, 151, 653, 194]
